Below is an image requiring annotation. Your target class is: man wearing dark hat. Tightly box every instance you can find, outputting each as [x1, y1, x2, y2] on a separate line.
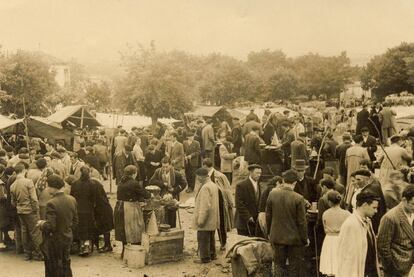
[266, 169, 308, 276]
[231, 117, 243, 155]
[37, 175, 78, 277]
[292, 159, 320, 205]
[193, 167, 219, 264]
[183, 131, 201, 193]
[235, 164, 262, 236]
[361, 127, 378, 163]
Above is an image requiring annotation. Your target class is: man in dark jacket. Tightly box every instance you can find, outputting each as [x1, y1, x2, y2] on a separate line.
[356, 104, 370, 135]
[266, 169, 308, 276]
[231, 117, 243, 155]
[262, 116, 275, 145]
[149, 157, 187, 228]
[183, 131, 201, 193]
[336, 133, 353, 186]
[361, 127, 378, 163]
[377, 185, 414, 277]
[37, 175, 78, 277]
[244, 126, 262, 165]
[235, 164, 262, 236]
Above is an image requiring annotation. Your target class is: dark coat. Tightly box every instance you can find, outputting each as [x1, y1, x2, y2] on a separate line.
[291, 139, 309, 167]
[362, 135, 378, 162]
[183, 139, 201, 167]
[294, 176, 321, 203]
[266, 186, 307, 246]
[117, 176, 151, 202]
[41, 192, 78, 246]
[149, 167, 187, 200]
[41, 192, 78, 277]
[262, 122, 275, 145]
[144, 150, 162, 183]
[336, 142, 352, 178]
[70, 177, 96, 240]
[377, 203, 414, 275]
[244, 133, 261, 164]
[356, 108, 370, 135]
[235, 178, 261, 232]
[231, 124, 243, 154]
[91, 179, 114, 234]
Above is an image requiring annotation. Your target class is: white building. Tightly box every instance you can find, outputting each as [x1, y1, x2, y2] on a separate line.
[50, 65, 70, 88]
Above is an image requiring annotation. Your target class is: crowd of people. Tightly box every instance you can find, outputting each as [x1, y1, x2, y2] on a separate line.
[0, 101, 413, 277]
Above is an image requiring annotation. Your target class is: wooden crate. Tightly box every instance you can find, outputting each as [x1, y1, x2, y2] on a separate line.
[141, 229, 184, 265]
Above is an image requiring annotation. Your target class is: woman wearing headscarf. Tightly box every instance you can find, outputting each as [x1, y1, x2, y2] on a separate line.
[70, 166, 96, 256]
[114, 165, 151, 258]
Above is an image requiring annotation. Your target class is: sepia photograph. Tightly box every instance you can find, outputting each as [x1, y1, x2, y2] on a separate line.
[0, 0, 414, 276]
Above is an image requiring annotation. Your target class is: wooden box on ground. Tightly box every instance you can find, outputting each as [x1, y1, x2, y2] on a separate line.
[141, 229, 184, 265]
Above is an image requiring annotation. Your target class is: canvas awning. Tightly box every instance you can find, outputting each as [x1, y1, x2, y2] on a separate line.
[48, 105, 101, 128]
[0, 116, 73, 146]
[187, 106, 226, 117]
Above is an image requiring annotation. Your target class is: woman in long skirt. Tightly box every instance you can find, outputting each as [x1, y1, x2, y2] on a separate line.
[70, 166, 97, 256]
[320, 191, 351, 276]
[114, 165, 151, 258]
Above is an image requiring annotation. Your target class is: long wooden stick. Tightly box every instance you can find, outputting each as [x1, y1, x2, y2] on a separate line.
[368, 118, 396, 170]
[313, 131, 328, 179]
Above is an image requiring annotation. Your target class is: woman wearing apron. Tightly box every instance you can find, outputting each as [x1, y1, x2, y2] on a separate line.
[114, 165, 151, 258]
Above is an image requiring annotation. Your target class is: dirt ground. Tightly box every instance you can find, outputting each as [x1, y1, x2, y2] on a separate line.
[0, 179, 236, 277]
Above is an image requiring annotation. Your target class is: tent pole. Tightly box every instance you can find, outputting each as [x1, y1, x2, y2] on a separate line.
[22, 97, 30, 154]
[80, 106, 85, 129]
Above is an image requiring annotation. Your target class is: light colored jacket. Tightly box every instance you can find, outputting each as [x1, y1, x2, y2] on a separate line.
[337, 212, 380, 277]
[193, 180, 219, 231]
[201, 124, 215, 151]
[10, 175, 39, 214]
[219, 144, 236, 173]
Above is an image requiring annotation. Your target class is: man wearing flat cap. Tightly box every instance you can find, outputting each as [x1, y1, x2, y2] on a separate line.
[348, 169, 386, 233]
[37, 174, 78, 277]
[378, 135, 412, 187]
[193, 168, 219, 264]
[235, 164, 263, 236]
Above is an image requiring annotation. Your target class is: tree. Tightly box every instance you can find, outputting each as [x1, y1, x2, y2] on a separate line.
[265, 68, 298, 100]
[116, 45, 193, 126]
[0, 50, 58, 116]
[85, 81, 112, 111]
[199, 55, 254, 105]
[293, 52, 352, 99]
[361, 42, 414, 100]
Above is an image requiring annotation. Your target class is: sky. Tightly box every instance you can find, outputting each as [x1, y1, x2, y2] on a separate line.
[0, 0, 414, 65]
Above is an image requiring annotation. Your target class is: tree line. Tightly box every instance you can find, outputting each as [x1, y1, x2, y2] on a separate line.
[1, 42, 414, 121]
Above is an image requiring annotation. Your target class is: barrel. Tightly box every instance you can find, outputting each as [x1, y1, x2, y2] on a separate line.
[123, 244, 146, 269]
